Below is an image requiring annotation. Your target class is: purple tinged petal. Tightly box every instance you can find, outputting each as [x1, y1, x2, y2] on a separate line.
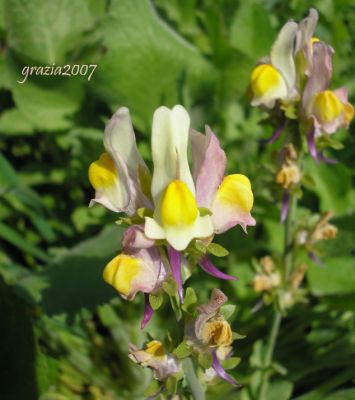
[167, 246, 183, 302]
[307, 128, 319, 162]
[141, 294, 154, 329]
[280, 190, 290, 224]
[199, 257, 237, 281]
[211, 350, 241, 387]
[302, 42, 333, 109]
[307, 128, 338, 164]
[260, 114, 286, 145]
[308, 251, 324, 266]
[191, 126, 227, 207]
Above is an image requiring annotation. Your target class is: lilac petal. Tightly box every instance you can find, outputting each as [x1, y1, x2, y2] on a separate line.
[317, 153, 338, 165]
[307, 128, 319, 162]
[167, 246, 183, 302]
[141, 294, 154, 329]
[308, 251, 324, 267]
[280, 190, 290, 224]
[212, 350, 241, 387]
[307, 128, 338, 164]
[260, 115, 286, 145]
[199, 257, 237, 281]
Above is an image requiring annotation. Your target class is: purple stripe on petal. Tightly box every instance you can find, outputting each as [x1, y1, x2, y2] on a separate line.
[167, 246, 183, 302]
[199, 257, 237, 281]
[260, 115, 286, 145]
[317, 153, 338, 164]
[141, 294, 154, 329]
[212, 350, 241, 387]
[280, 190, 290, 224]
[307, 128, 319, 162]
[307, 128, 338, 164]
[308, 251, 324, 267]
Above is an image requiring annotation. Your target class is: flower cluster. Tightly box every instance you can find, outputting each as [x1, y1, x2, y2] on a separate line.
[88, 106, 255, 327]
[249, 8, 353, 161]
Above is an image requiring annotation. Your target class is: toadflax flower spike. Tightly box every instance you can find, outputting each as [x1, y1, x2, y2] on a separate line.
[144, 105, 214, 251]
[191, 126, 256, 234]
[88, 107, 152, 215]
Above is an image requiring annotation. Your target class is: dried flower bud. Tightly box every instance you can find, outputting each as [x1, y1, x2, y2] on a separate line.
[200, 316, 233, 347]
[289, 263, 308, 289]
[252, 272, 280, 293]
[276, 164, 301, 189]
[310, 211, 338, 243]
[260, 256, 274, 274]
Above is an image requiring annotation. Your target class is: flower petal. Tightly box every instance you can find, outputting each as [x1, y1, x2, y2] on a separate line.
[211, 350, 240, 387]
[199, 257, 237, 281]
[302, 42, 333, 110]
[141, 294, 154, 329]
[167, 246, 183, 302]
[211, 174, 256, 233]
[122, 224, 155, 251]
[190, 126, 227, 207]
[280, 190, 290, 223]
[150, 105, 195, 203]
[270, 21, 298, 90]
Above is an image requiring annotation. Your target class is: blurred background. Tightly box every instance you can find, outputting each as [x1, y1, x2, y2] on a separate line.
[0, 1, 354, 399]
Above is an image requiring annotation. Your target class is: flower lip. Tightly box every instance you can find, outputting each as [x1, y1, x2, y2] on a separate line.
[88, 153, 117, 190]
[160, 179, 198, 227]
[251, 64, 284, 98]
[312, 90, 344, 123]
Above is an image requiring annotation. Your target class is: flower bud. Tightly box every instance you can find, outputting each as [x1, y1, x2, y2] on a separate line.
[276, 164, 301, 189]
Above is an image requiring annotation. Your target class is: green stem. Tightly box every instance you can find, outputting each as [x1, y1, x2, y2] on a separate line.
[182, 358, 205, 400]
[258, 194, 296, 400]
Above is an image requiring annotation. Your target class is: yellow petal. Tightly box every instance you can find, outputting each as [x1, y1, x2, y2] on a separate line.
[312, 90, 343, 123]
[216, 174, 254, 212]
[160, 180, 198, 226]
[250, 64, 284, 98]
[343, 102, 354, 125]
[146, 340, 165, 358]
[103, 254, 140, 296]
[88, 153, 117, 190]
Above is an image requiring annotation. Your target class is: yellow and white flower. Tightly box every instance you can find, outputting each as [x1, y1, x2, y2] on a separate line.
[144, 105, 214, 251]
[88, 107, 151, 215]
[249, 21, 299, 108]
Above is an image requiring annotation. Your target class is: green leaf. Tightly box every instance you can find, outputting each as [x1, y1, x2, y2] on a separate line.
[173, 340, 192, 359]
[149, 292, 164, 310]
[307, 257, 355, 296]
[94, 0, 216, 131]
[181, 287, 197, 314]
[229, 1, 274, 60]
[266, 380, 293, 400]
[5, 0, 93, 64]
[199, 207, 212, 217]
[6, 52, 84, 130]
[207, 242, 229, 257]
[0, 108, 36, 136]
[165, 376, 178, 395]
[303, 159, 352, 216]
[220, 304, 236, 320]
[0, 221, 49, 262]
[39, 225, 123, 317]
[221, 356, 241, 370]
[143, 379, 160, 397]
[198, 352, 213, 369]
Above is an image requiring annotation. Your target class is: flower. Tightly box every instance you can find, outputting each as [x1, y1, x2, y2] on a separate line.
[103, 249, 164, 300]
[191, 126, 256, 233]
[188, 289, 239, 386]
[144, 105, 214, 251]
[302, 42, 354, 138]
[249, 20, 298, 108]
[129, 340, 181, 381]
[88, 107, 151, 215]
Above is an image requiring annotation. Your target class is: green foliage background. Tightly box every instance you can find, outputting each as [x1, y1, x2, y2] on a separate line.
[0, 0, 354, 399]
